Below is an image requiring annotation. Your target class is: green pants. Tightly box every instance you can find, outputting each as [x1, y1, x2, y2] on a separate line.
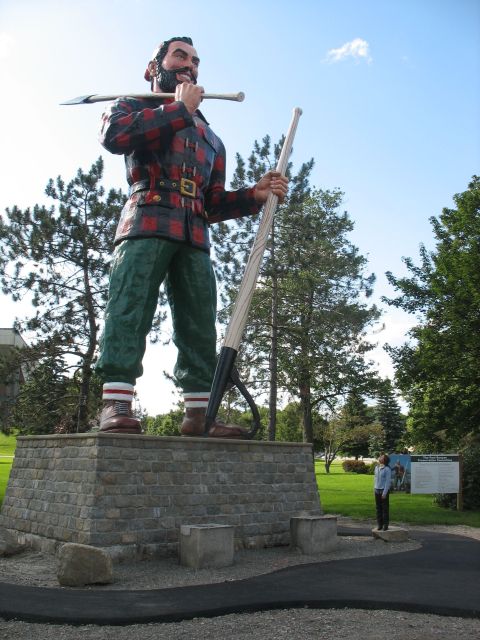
[96, 238, 217, 391]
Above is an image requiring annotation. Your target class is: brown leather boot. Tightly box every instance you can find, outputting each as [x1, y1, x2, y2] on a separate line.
[181, 407, 249, 439]
[99, 400, 142, 434]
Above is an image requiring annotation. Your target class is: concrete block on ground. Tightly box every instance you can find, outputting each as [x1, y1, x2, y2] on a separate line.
[372, 526, 409, 542]
[180, 524, 234, 569]
[290, 515, 338, 554]
[57, 543, 113, 586]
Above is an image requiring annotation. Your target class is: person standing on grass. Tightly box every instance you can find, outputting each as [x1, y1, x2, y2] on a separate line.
[374, 454, 392, 530]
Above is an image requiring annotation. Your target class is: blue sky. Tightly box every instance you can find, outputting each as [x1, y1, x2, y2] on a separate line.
[0, 0, 479, 414]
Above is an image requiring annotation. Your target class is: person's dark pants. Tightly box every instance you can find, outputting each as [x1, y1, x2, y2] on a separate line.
[375, 489, 390, 529]
[96, 238, 217, 391]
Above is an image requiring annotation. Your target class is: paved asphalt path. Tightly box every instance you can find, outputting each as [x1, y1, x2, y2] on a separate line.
[0, 527, 478, 625]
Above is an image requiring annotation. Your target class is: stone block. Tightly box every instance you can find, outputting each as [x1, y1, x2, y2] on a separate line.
[372, 526, 409, 542]
[1, 434, 321, 557]
[0, 528, 23, 556]
[179, 524, 234, 569]
[290, 515, 338, 554]
[57, 542, 113, 586]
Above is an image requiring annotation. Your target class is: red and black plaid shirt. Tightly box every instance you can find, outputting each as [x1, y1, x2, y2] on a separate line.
[99, 97, 261, 252]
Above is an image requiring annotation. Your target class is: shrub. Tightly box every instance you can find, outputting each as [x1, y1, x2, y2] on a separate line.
[434, 493, 457, 510]
[342, 459, 369, 474]
[434, 443, 480, 511]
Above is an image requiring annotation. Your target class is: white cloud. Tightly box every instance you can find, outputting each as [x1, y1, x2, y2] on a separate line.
[0, 33, 15, 60]
[325, 38, 372, 64]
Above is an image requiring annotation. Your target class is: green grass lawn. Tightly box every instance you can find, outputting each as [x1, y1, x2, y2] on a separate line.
[0, 461, 11, 504]
[316, 461, 480, 528]
[0, 433, 16, 504]
[0, 432, 16, 456]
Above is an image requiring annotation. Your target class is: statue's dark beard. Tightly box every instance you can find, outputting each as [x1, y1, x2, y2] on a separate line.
[157, 65, 197, 92]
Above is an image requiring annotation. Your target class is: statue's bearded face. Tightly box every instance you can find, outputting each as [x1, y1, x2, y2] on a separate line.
[156, 41, 199, 92]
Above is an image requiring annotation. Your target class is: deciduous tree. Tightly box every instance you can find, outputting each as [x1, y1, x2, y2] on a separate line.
[384, 176, 480, 450]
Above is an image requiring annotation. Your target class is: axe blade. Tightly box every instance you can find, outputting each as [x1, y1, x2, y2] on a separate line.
[60, 95, 97, 105]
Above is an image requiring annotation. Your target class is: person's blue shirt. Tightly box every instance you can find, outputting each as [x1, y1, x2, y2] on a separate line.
[374, 464, 392, 498]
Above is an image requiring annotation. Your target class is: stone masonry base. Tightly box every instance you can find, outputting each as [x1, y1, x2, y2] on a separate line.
[0, 434, 322, 560]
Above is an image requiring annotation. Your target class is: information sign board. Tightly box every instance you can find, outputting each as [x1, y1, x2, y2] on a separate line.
[410, 454, 459, 494]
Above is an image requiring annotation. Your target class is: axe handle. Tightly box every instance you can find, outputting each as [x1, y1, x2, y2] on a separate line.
[63, 92, 245, 105]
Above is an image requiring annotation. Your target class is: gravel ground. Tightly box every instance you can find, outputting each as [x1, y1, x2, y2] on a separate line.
[0, 518, 479, 639]
[1, 609, 480, 640]
[0, 532, 421, 590]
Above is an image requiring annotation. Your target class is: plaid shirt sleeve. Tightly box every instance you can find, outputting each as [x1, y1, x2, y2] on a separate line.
[99, 97, 194, 155]
[204, 137, 262, 223]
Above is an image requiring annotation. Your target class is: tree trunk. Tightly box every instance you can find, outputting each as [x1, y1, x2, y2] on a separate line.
[300, 378, 314, 443]
[77, 363, 92, 432]
[298, 292, 314, 443]
[268, 225, 278, 441]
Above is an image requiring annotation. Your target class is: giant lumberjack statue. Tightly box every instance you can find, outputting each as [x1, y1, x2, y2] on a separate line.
[96, 37, 288, 437]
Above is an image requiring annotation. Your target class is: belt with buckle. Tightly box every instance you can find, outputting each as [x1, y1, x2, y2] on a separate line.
[129, 178, 197, 198]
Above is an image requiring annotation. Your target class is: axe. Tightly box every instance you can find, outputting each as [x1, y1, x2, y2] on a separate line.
[61, 92, 245, 105]
[205, 107, 303, 438]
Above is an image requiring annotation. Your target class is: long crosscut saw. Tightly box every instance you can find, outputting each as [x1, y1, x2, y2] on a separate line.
[205, 107, 303, 438]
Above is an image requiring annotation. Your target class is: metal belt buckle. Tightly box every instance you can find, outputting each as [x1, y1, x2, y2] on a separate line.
[180, 178, 196, 198]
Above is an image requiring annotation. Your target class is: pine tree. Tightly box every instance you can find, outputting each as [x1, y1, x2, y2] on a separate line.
[274, 189, 380, 442]
[0, 158, 155, 432]
[374, 379, 406, 451]
[211, 135, 313, 440]
[340, 390, 375, 459]
[213, 134, 380, 443]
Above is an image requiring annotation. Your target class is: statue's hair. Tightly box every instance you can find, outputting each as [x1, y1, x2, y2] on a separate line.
[155, 37, 194, 65]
